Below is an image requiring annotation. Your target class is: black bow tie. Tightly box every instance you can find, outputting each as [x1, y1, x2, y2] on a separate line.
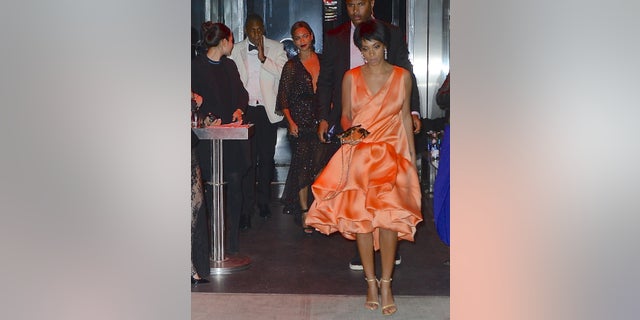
[248, 44, 258, 51]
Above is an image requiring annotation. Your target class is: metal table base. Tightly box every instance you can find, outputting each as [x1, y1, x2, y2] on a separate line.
[193, 125, 254, 274]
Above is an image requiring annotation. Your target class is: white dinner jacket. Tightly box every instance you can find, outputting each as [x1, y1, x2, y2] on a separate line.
[229, 36, 287, 124]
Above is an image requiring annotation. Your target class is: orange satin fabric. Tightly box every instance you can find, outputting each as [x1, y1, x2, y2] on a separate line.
[306, 66, 423, 250]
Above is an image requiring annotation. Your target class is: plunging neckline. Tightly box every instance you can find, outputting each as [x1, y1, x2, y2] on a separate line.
[360, 66, 395, 97]
[300, 54, 319, 93]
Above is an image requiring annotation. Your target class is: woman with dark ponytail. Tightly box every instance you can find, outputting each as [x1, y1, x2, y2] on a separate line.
[191, 23, 250, 278]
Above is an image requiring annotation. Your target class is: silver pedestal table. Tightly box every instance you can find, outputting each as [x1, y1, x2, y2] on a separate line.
[192, 124, 254, 274]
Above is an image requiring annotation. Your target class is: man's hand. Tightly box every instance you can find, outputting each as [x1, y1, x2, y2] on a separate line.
[317, 119, 329, 143]
[257, 36, 266, 63]
[411, 114, 421, 134]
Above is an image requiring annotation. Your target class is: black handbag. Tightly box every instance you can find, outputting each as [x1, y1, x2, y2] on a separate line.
[337, 124, 370, 145]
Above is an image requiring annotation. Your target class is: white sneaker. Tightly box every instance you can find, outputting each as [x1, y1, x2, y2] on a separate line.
[349, 257, 363, 270]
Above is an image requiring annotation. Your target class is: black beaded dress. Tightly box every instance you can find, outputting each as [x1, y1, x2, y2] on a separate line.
[276, 54, 324, 216]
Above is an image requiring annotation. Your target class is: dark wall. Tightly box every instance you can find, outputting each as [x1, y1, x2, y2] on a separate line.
[322, 0, 406, 35]
[246, 0, 324, 53]
[192, 0, 206, 35]
[191, 0, 407, 53]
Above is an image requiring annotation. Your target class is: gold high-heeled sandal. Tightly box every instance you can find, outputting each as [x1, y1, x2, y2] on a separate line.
[364, 277, 379, 310]
[380, 278, 397, 316]
[301, 210, 313, 234]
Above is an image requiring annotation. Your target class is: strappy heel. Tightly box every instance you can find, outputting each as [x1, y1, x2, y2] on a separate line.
[380, 278, 397, 316]
[301, 210, 313, 234]
[364, 277, 380, 310]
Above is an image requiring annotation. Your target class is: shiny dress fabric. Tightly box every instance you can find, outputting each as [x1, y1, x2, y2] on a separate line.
[306, 66, 423, 250]
[433, 125, 450, 246]
[275, 55, 323, 215]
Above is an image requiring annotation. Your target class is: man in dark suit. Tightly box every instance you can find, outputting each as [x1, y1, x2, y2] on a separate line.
[316, 0, 421, 145]
[315, 0, 422, 270]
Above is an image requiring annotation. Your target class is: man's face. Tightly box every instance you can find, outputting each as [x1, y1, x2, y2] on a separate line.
[346, 0, 374, 26]
[245, 19, 264, 45]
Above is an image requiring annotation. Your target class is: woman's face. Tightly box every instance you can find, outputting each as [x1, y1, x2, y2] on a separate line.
[223, 34, 234, 56]
[360, 38, 385, 65]
[292, 27, 313, 52]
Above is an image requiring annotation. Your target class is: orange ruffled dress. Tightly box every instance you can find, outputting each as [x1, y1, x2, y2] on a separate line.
[306, 66, 423, 250]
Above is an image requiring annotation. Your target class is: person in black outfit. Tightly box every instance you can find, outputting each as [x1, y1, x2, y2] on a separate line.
[193, 21, 215, 59]
[316, 0, 422, 145]
[190, 92, 210, 285]
[275, 21, 324, 233]
[315, 0, 422, 271]
[436, 72, 450, 123]
[191, 22, 250, 255]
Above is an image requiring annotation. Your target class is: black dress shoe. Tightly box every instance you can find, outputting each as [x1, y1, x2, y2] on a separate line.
[191, 276, 210, 285]
[239, 214, 251, 231]
[258, 205, 271, 218]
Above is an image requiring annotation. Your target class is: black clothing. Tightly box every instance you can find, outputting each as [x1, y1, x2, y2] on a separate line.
[316, 19, 421, 133]
[244, 105, 276, 211]
[191, 148, 210, 278]
[275, 55, 324, 215]
[191, 54, 251, 254]
[436, 73, 450, 123]
[191, 55, 251, 176]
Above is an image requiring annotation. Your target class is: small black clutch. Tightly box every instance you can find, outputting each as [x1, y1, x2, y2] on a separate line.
[337, 125, 370, 145]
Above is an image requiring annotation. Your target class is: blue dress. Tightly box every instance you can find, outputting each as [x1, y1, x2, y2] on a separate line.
[433, 125, 450, 246]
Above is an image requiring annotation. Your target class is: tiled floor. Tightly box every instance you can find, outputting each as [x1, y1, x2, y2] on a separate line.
[192, 128, 450, 296]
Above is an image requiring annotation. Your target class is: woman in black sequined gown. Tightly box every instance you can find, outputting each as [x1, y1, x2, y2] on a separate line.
[275, 21, 323, 233]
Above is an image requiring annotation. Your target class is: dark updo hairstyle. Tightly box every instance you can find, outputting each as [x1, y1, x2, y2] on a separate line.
[353, 19, 390, 50]
[201, 21, 215, 36]
[290, 20, 316, 51]
[204, 22, 232, 49]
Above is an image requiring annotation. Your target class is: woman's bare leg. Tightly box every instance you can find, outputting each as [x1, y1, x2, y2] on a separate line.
[356, 232, 379, 310]
[300, 186, 314, 233]
[299, 186, 309, 211]
[379, 228, 398, 315]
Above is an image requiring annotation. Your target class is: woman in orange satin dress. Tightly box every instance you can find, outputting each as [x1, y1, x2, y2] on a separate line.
[305, 19, 422, 316]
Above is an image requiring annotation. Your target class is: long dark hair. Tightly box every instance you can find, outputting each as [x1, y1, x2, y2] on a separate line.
[204, 23, 232, 49]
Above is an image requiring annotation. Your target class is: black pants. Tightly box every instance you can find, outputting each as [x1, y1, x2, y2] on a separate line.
[244, 105, 277, 209]
[196, 140, 251, 254]
[224, 171, 252, 254]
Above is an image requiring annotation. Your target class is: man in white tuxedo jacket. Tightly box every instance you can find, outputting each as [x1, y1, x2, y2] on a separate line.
[229, 13, 287, 226]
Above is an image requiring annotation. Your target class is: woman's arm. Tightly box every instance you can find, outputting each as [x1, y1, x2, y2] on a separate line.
[283, 108, 298, 136]
[340, 71, 353, 131]
[401, 69, 416, 166]
[275, 62, 298, 135]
